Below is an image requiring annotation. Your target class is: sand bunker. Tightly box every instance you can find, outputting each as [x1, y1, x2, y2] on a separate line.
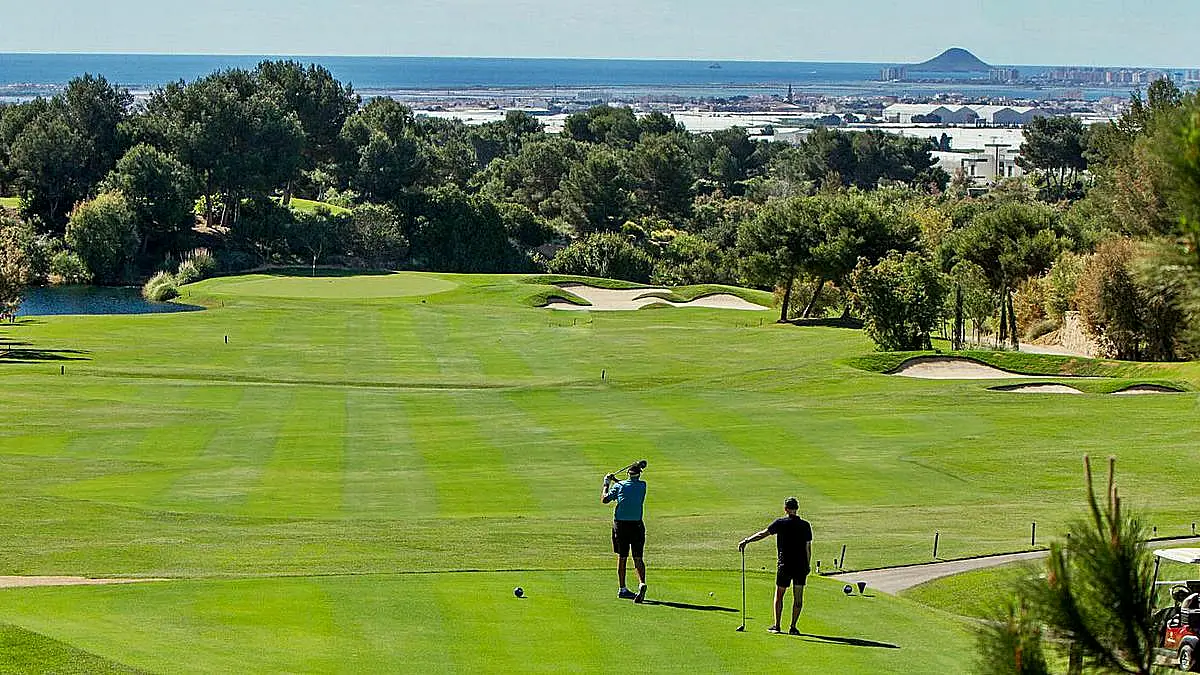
[890, 356, 1032, 380]
[990, 383, 1084, 394]
[1111, 384, 1184, 395]
[0, 576, 168, 589]
[544, 283, 765, 311]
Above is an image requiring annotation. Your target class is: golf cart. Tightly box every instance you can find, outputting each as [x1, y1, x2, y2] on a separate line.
[1153, 548, 1200, 671]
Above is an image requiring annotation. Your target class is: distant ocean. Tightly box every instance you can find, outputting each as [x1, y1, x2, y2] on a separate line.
[0, 53, 1136, 102]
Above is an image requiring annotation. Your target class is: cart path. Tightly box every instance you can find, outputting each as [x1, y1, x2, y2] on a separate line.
[0, 576, 169, 589]
[832, 536, 1200, 595]
[829, 551, 1048, 594]
[6, 536, 1200, 592]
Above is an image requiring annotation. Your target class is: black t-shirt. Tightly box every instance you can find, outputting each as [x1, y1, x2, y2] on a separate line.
[768, 515, 812, 567]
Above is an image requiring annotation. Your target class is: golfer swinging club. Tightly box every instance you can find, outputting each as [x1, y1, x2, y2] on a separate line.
[738, 496, 812, 634]
[602, 463, 647, 603]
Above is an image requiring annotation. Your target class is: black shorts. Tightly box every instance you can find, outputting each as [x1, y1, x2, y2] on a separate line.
[776, 562, 809, 588]
[612, 520, 645, 558]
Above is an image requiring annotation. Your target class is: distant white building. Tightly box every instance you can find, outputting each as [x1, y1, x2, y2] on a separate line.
[970, 105, 1045, 126]
[883, 103, 1053, 126]
[884, 104, 976, 124]
[933, 143, 1025, 186]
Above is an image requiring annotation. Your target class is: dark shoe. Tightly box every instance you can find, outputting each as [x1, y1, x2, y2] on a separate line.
[618, 589, 637, 600]
[767, 626, 782, 634]
[634, 584, 647, 603]
[789, 627, 801, 636]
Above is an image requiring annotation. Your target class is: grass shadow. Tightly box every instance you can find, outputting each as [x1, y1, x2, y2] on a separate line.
[3, 318, 45, 327]
[259, 267, 394, 279]
[0, 339, 90, 363]
[640, 599, 738, 613]
[784, 317, 864, 329]
[794, 632, 899, 649]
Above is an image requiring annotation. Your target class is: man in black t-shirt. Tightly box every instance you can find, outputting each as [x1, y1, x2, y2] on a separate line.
[738, 496, 813, 635]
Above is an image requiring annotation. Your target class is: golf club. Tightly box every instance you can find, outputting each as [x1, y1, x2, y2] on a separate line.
[735, 548, 746, 632]
[605, 459, 647, 479]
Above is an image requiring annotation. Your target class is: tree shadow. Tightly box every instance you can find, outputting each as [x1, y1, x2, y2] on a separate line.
[0, 339, 90, 363]
[793, 632, 899, 649]
[783, 317, 864, 329]
[3, 318, 45, 327]
[640, 599, 738, 613]
[261, 267, 394, 278]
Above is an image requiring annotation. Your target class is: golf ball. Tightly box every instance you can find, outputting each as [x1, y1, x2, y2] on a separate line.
[708, 592, 714, 597]
[514, 587, 524, 598]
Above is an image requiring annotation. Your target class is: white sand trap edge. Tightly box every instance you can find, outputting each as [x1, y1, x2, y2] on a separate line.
[0, 576, 169, 589]
[1111, 384, 1185, 395]
[991, 383, 1084, 394]
[544, 283, 765, 311]
[890, 356, 1033, 380]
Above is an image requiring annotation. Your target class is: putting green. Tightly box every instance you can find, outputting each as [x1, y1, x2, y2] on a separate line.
[203, 272, 458, 299]
[0, 572, 971, 673]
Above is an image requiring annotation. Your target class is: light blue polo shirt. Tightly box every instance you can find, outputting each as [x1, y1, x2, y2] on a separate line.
[605, 477, 647, 521]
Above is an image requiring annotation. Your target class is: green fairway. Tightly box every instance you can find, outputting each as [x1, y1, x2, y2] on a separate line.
[0, 573, 970, 673]
[0, 196, 19, 210]
[2, 271, 1199, 671]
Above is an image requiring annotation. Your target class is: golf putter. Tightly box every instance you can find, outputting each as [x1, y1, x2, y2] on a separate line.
[735, 548, 746, 632]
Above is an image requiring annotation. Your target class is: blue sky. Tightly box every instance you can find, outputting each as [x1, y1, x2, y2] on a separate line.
[4, 0, 1195, 66]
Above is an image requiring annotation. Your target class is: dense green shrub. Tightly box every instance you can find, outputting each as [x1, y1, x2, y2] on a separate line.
[49, 250, 92, 284]
[349, 203, 408, 267]
[410, 187, 521, 273]
[65, 192, 139, 284]
[142, 270, 178, 301]
[853, 251, 948, 351]
[546, 232, 653, 283]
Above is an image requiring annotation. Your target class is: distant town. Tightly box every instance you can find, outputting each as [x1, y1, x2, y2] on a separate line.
[407, 48, 1183, 190]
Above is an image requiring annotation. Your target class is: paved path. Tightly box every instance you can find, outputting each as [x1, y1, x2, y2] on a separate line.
[831, 537, 1200, 595]
[0, 576, 167, 589]
[830, 551, 1048, 594]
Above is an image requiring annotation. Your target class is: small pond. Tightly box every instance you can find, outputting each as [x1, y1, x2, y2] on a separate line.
[16, 286, 204, 316]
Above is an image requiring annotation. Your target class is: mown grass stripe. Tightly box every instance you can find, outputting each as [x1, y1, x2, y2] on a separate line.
[377, 303, 442, 377]
[449, 311, 535, 380]
[404, 392, 536, 518]
[155, 387, 295, 514]
[408, 304, 484, 379]
[242, 387, 347, 518]
[452, 391, 603, 516]
[340, 389, 436, 517]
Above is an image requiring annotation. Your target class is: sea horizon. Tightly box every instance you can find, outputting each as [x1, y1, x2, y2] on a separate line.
[0, 51, 1191, 70]
[0, 52, 1174, 102]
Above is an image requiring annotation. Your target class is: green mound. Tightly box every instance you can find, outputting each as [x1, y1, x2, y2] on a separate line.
[286, 197, 351, 216]
[0, 573, 970, 673]
[0, 622, 141, 673]
[200, 271, 458, 299]
[845, 351, 1195, 393]
[902, 563, 1036, 620]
